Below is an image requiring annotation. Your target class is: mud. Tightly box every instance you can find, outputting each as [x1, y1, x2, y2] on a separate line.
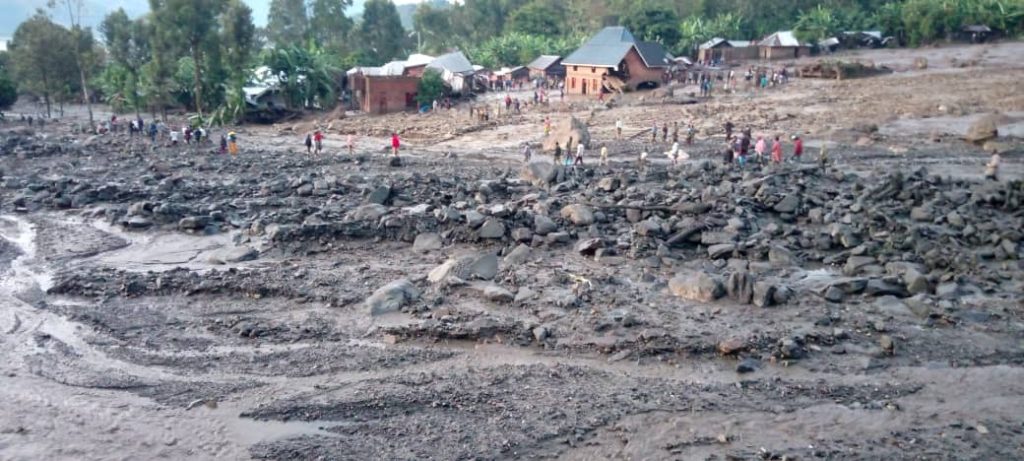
[2, 42, 1023, 460]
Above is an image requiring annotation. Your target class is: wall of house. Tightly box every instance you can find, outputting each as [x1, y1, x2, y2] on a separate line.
[622, 48, 665, 89]
[565, 65, 609, 95]
[699, 46, 759, 63]
[760, 46, 810, 60]
[362, 76, 420, 114]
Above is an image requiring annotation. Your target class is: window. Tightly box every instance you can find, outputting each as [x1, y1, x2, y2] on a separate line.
[573, 66, 578, 71]
[571, 77, 576, 89]
[591, 67, 595, 73]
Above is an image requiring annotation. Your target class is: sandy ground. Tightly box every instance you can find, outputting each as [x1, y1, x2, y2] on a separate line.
[1, 42, 1023, 460]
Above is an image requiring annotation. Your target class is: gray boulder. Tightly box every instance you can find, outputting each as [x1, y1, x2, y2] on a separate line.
[366, 279, 420, 315]
[669, 271, 725, 302]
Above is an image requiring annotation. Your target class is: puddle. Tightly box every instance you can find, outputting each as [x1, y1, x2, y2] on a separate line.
[224, 414, 346, 444]
[88, 219, 238, 272]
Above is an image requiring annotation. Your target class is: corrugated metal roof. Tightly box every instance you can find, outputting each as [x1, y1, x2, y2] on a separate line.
[728, 40, 753, 48]
[759, 31, 803, 47]
[527, 55, 562, 70]
[427, 51, 475, 75]
[700, 38, 727, 49]
[563, 26, 669, 68]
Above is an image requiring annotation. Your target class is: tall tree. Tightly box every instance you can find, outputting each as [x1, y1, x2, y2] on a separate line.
[49, 0, 96, 129]
[101, 10, 151, 116]
[9, 13, 76, 117]
[221, 0, 257, 79]
[309, 0, 354, 52]
[413, 3, 453, 53]
[357, 0, 407, 63]
[150, 0, 227, 116]
[509, 0, 567, 36]
[267, 0, 309, 47]
[621, 0, 681, 46]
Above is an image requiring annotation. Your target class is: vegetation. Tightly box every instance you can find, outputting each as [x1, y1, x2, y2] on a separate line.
[2, 0, 1022, 123]
[416, 69, 445, 107]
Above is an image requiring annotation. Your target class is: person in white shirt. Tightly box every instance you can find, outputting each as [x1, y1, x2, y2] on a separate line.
[615, 119, 624, 139]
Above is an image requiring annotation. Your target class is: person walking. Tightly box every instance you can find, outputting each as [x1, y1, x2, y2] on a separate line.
[791, 135, 803, 162]
[228, 131, 239, 156]
[305, 133, 313, 154]
[615, 119, 623, 139]
[148, 122, 158, 144]
[662, 122, 669, 142]
[771, 136, 783, 164]
[170, 128, 180, 146]
[651, 121, 658, 142]
[724, 120, 734, 140]
[599, 144, 609, 167]
[522, 143, 532, 162]
[183, 126, 192, 145]
[672, 122, 679, 144]
[985, 152, 1001, 181]
[574, 142, 585, 166]
[390, 132, 401, 157]
[754, 135, 766, 163]
[686, 124, 696, 145]
[347, 133, 355, 155]
[219, 133, 228, 154]
[313, 130, 324, 154]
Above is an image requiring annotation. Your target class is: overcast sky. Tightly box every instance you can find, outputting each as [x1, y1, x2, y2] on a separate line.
[0, 0, 434, 38]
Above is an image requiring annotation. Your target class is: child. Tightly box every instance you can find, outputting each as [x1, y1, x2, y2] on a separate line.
[305, 133, 313, 154]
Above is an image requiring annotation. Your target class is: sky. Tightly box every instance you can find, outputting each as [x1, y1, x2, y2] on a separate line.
[0, 0, 435, 39]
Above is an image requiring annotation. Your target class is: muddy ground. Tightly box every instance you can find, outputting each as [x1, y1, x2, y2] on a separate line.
[1, 42, 1023, 460]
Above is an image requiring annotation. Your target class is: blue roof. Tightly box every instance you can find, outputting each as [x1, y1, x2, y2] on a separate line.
[562, 26, 669, 68]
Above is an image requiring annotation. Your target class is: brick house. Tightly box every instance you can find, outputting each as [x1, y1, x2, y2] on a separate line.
[561, 26, 671, 95]
[758, 31, 811, 60]
[697, 38, 758, 64]
[526, 55, 565, 79]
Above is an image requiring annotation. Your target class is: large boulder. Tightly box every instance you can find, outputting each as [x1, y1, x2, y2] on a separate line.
[521, 161, 558, 186]
[413, 232, 443, 252]
[965, 113, 1000, 144]
[541, 115, 591, 153]
[366, 279, 420, 315]
[560, 204, 595, 226]
[428, 253, 499, 283]
[669, 271, 725, 302]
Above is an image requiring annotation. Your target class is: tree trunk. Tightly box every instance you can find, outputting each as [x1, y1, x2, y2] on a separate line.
[44, 92, 51, 118]
[191, 40, 203, 117]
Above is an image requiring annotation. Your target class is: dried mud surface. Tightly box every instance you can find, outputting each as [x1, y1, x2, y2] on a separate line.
[1, 43, 1023, 460]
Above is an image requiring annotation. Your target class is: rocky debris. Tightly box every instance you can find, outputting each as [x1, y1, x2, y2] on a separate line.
[717, 337, 747, 355]
[208, 246, 258, 264]
[965, 114, 1000, 144]
[429, 253, 499, 284]
[503, 244, 533, 266]
[736, 357, 760, 373]
[560, 204, 594, 226]
[413, 233, 443, 252]
[522, 161, 558, 186]
[469, 282, 514, 303]
[541, 115, 590, 152]
[575, 238, 604, 256]
[726, 271, 755, 304]
[669, 271, 724, 302]
[477, 219, 506, 239]
[533, 215, 558, 235]
[752, 281, 777, 308]
[366, 279, 420, 315]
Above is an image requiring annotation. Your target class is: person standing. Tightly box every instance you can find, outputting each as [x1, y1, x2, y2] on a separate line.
[575, 142, 585, 166]
[599, 144, 609, 167]
[544, 117, 552, 137]
[724, 120, 734, 140]
[686, 124, 695, 145]
[672, 122, 679, 144]
[651, 121, 658, 142]
[771, 136, 783, 164]
[638, 148, 649, 170]
[170, 128, 180, 146]
[553, 142, 562, 165]
[390, 132, 401, 157]
[985, 152, 1001, 181]
[662, 122, 669, 142]
[615, 119, 623, 139]
[220, 133, 228, 154]
[791, 135, 803, 162]
[183, 126, 192, 145]
[228, 131, 239, 156]
[522, 143, 532, 162]
[305, 132, 313, 154]
[754, 135, 766, 163]
[149, 122, 158, 144]
[347, 133, 355, 155]
[314, 130, 324, 154]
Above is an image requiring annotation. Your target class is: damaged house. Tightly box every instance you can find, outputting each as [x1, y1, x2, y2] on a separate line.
[561, 26, 671, 95]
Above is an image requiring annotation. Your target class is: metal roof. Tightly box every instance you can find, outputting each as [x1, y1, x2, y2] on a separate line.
[563, 26, 669, 68]
[700, 38, 754, 49]
[527, 55, 562, 70]
[759, 31, 803, 47]
[427, 51, 475, 75]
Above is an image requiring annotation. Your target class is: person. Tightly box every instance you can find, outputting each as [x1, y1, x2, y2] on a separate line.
[575, 143, 585, 166]
[566, 137, 573, 156]
[522, 143, 532, 162]
[771, 136, 783, 163]
[672, 122, 679, 144]
[194, 126, 203, 144]
[390, 132, 400, 157]
[616, 119, 623, 139]
[149, 122, 158, 143]
[347, 133, 355, 155]
[755, 136, 766, 163]
[740, 132, 751, 159]
[724, 120, 734, 139]
[128, 119, 136, 137]
[985, 152, 1001, 181]
[638, 148, 649, 170]
[553, 142, 562, 164]
[722, 138, 734, 164]
[651, 121, 658, 142]
[668, 141, 681, 167]
[228, 131, 238, 156]
[220, 133, 228, 154]
[599, 145, 609, 167]
[314, 130, 324, 154]
[183, 126, 192, 144]
[170, 128, 180, 146]
[544, 117, 551, 137]
[305, 133, 313, 154]
[791, 135, 803, 161]
[686, 124, 695, 145]
[111, 115, 118, 132]
[662, 122, 669, 142]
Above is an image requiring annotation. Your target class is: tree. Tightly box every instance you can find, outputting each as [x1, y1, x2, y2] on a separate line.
[413, 3, 454, 54]
[621, 1, 681, 47]
[267, 0, 309, 47]
[357, 0, 407, 63]
[221, 0, 257, 78]
[49, 0, 96, 129]
[509, 0, 567, 36]
[101, 10, 151, 115]
[9, 13, 77, 117]
[0, 67, 16, 110]
[794, 5, 842, 44]
[416, 68, 444, 106]
[263, 45, 340, 110]
[150, 0, 227, 116]
[309, 0, 354, 52]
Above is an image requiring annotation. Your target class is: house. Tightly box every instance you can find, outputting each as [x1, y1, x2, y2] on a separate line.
[493, 66, 530, 86]
[346, 60, 421, 114]
[526, 55, 565, 79]
[841, 31, 884, 49]
[697, 38, 758, 64]
[961, 25, 992, 43]
[561, 26, 671, 95]
[426, 51, 476, 94]
[758, 31, 811, 60]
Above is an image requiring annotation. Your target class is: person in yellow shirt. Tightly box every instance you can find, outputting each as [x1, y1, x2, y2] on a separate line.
[228, 131, 238, 156]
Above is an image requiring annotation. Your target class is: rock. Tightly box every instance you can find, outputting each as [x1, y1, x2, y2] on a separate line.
[532, 326, 549, 342]
[178, 216, 207, 231]
[726, 271, 754, 304]
[533, 215, 558, 235]
[503, 244, 533, 266]
[295, 184, 314, 196]
[511, 227, 533, 242]
[430, 253, 499, 284]
[465, 210, 485, 228]
[768, 245, 797, 266]
[824, 285, 845, 302]
[736, 357, 760, 374]
[718, 337, 746, 355]
[541, 115, 591, 153]
[413, 233, 443, 252]
[777, 338, 806, 360]
[965, 113, 1000, 144]
[946, 211, 965, 228]
[366, 185, 392, 204]
[478, 219, 505, 239]
[844, 256, 877, 276]
[669, 271, 725, 302]
[910, 205, 933, 222]
[865, 279, 909, 297]
[935, 282, 961, 299]
[575, 238, 604, 256]
[596, 177, 620, 192]
[774, 194, 800, 214]
[708, 243, 736, 259]
[208, 246, 258, 264]
[752, 281, 777, 308]
[560, 204, 595, 226]
[546, 232, 571, 244]
[521, 161, 558, 186]
[471, 283, 514, 303]
[349, 204, 388, 221]
[515, 287, 539, 303]
[366, 279, 420, 315]
[126, 216, 153, 229]
[878, 334, 895, 355]
[904, 270, 930, 294]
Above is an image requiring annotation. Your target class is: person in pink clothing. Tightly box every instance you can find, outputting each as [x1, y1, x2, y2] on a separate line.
[792, 135, 803, 161]
[390, 132, 400, 157]
[754, 136, 766, 163]
[771, 136, 783, 163]
[346, 133, 354, 154]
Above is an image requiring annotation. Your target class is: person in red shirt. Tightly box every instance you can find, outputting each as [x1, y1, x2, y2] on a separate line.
[313, 130, 324, 154]
[792, 135, 803, 161]
[391, 132, 400, 157]
[771, 136, 783, 163]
